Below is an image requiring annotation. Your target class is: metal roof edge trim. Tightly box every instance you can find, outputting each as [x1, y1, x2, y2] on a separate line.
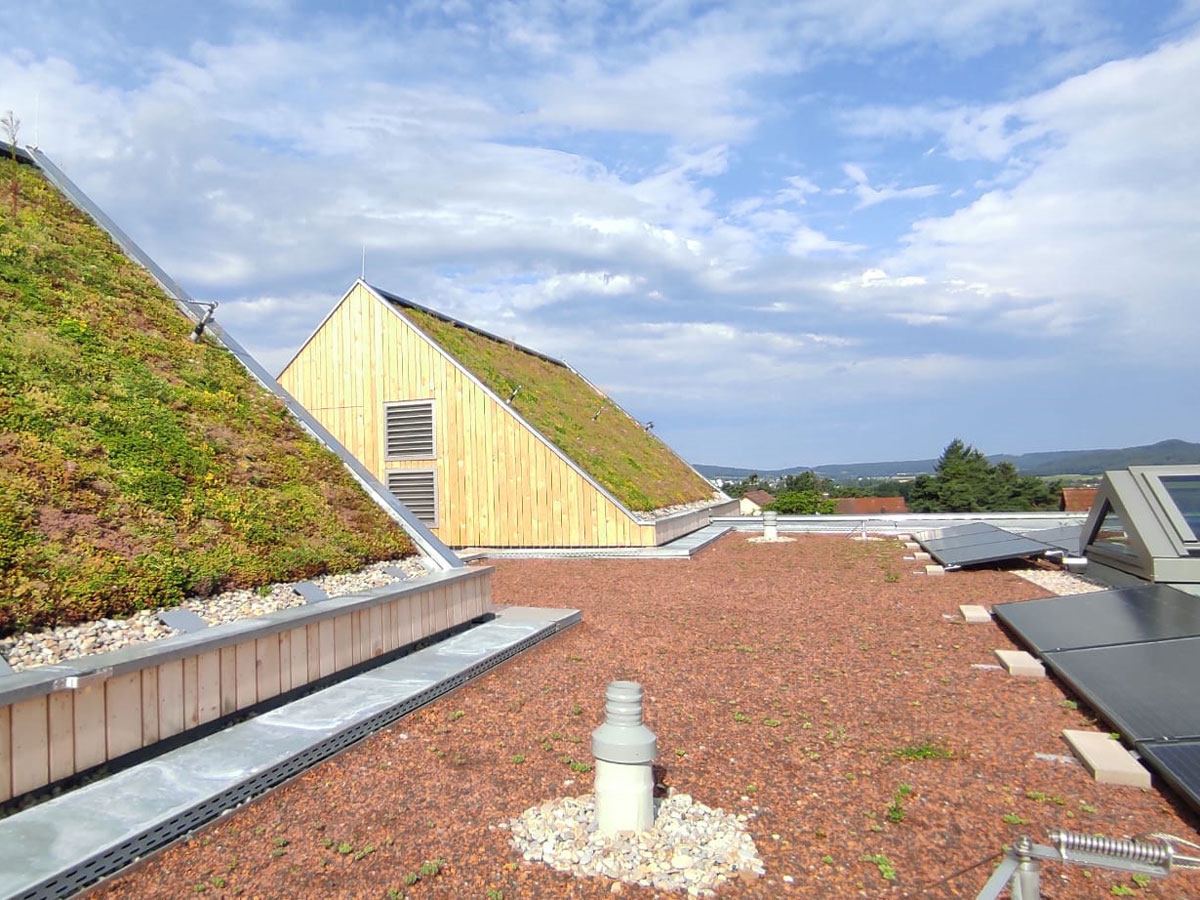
[23, 149, 462, 571]
[369, 281, 571, 371]
[0, 566, 491, 707]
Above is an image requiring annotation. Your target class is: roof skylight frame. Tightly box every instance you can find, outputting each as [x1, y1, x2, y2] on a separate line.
[1132, 465, 1200, 554]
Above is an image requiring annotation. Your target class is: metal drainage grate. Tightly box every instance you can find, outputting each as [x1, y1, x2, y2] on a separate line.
[17, 624, 560, 900]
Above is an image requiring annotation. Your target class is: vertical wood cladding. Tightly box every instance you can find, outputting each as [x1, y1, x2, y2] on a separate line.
[280, 284, 657, 547]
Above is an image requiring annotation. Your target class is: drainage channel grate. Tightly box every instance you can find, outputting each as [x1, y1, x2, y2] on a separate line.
[15, 625, 558, 900]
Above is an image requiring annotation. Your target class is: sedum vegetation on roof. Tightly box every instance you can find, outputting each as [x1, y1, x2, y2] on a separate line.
[392, 300, 713, 512]
[0, 156, 414, 636]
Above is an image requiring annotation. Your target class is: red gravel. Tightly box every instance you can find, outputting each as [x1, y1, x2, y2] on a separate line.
[87, 535, 1200, 899]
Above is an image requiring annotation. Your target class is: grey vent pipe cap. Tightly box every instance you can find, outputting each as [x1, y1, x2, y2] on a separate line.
[591, 680, 657, 764]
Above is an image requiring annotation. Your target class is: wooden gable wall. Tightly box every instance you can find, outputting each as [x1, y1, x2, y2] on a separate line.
[280, 284, 655, 547]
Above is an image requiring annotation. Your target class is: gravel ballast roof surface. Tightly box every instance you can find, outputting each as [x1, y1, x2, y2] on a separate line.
[87, 535, 1200, 899]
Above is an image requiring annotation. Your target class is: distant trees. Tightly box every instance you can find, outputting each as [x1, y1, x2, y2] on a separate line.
[765, 491, 836, 514]
[907, 439, 1059, 512]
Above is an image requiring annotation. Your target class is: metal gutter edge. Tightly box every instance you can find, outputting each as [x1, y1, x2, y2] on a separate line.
[23, 148, 461, 571]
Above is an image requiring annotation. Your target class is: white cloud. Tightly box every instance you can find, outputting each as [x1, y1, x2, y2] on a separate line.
[842, 163, 940, 209]
[876, 33, 1200, 354]
[788, 226, 863, 257]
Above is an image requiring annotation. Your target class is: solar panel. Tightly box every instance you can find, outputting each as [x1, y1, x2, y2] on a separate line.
[1137, 740, 1200, 813]
[993, 583, 1200, 652]
[1016, 524, 1085, 555]
[917, 522, 1054, 567]
[1044, 637, 1200, 742]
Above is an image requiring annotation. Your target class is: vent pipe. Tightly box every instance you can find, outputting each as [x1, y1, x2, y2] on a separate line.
[591, 681, 656, 835]
[763, 510, 778, 540]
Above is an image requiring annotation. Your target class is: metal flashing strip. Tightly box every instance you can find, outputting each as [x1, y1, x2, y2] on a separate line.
[291, 581, 330, 603]
[22, 148, 461, 573]
[156, 609, 208, 634]
[466, 524, 732, 560]
[0, 606, 580, 900]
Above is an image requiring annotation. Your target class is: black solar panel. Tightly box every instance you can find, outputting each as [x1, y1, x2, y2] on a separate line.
[1137, 740, 1200, 813]
[994, 583, 1200, 652]
[1044, 637, 1200, 742]
[917, 522, 1054, 567]
[1016, 524, 1085, 555]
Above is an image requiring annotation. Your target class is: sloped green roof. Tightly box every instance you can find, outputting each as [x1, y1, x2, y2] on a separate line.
[383, 294, 713, 512]
[0, 156, 414, 636]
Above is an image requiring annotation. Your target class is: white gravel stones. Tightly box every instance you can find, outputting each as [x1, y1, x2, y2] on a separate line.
[629, 495, 728, 525]
[1011, 567, 1105, 596]
[504, 792, 764, 896]
[0, 556, 430, 673]
[747, 536, 794, 544]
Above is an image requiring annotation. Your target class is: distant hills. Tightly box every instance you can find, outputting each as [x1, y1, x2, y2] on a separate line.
[694, 439, 1200, 481]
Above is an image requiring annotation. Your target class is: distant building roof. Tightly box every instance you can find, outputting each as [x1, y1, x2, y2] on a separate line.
[1060, 487, 1099, 512]
[742, 490, 775, 507]
[834, 497, 909, 515]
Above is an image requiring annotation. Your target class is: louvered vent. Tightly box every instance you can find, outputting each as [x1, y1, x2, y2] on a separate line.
[387, 470, 438, 526]
[384, 400, 435, 459]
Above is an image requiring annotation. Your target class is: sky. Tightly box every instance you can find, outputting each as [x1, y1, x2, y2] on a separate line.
[2, 1, 1198, 470]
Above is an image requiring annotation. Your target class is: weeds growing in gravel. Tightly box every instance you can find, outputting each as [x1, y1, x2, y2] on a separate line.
[891, 741, 953, 760]
[860, 853, 897, 881]
[886, 783, 914, 823]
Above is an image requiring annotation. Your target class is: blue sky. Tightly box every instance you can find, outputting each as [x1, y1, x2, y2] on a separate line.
[2, 0, 1198, 469]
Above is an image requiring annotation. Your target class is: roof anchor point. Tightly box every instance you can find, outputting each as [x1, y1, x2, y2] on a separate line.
[188, 302, 218, 342]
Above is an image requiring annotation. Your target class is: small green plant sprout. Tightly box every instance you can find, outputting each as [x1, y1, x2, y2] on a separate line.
[449, 710, 465, 721]
[821, 854, 835, 865]
[1079, 802, 1098, 813]
[1002, 813, 1029, 826]
[762, 718, 782, 727]
[512, 753, 525, 764]
[210, 876, 227, 888]
[1130, 873, 1151, 888]
[891, 742, 953, 760]
[487, 890, 505, 900]
[272, 837, 289, 847]
[733, 710, 751, 723]
[886, 783, 913, 823]
[1059, 699, 1078, 710]
[1025, 791, 1065, 805]
[419, 858, 446, 877]
[675, 748, 687, 758]
[860, 853, 897, 881]
[1110, 886, 1136, 896]
[387, 889, 404, 899]
[569, 759, 593, 773]
[570, 704, 583, 716]
[353, 844, 375, 861]
[337, 841, 354, 855]
[884, 571, 900, 583]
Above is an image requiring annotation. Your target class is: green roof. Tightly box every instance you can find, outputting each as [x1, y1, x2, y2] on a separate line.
[385, 296, 713, 512]
[0, 156, 414, 636]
